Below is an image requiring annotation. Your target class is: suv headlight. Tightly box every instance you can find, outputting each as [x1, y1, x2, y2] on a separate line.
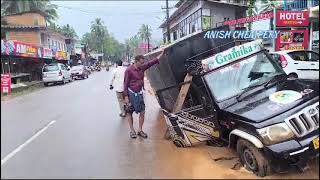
[257, 123, 295, 145]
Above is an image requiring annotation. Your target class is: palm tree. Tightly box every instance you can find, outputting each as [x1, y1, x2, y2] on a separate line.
[90, 18, 107, 53]
[36, 1, 58, 24]
[138, 24, 152, 45]
[251, 0, 283, 15]
[60, 24, 78, 39]
[1, 0, 58, 24]
[91, 18, 106, 38]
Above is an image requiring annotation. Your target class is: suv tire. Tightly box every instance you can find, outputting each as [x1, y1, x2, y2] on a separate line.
[173, 135, 186, 148]
[237, 138, 272, 177]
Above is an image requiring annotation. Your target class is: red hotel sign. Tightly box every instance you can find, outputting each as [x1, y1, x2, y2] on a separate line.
[276, 10, 309, 27]
[224, 11, 273, 26]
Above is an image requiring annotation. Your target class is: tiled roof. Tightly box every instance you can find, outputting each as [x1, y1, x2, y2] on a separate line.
[1, 25, 46, 30]
[2, 10, 47, 18]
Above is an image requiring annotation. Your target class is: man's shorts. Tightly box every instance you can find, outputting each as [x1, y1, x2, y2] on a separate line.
[125, 89, 145, 114]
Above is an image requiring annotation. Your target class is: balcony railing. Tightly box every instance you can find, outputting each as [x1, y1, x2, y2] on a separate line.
[283, 0, 319, 10]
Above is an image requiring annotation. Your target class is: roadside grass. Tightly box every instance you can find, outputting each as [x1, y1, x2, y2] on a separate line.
[1, 82, 44, 101]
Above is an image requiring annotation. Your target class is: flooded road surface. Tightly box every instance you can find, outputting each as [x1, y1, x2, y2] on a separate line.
[1, 70, 319, 179]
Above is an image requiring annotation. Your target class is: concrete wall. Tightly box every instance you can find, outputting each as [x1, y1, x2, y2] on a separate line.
[4, 13, 46, 27]
[6, 31, 41, 45]
[204, 1, 237, 27]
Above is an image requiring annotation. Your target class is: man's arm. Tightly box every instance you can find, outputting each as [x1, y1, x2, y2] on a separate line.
[140, 49, 165, 71]
[140, 58, 160, 71]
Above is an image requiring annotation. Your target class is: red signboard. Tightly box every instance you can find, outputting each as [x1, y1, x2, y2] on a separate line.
[139, 43, 153, 49]
[1, 74, 12, 95]
[42, 48, 53, 58]
[55, 51, 67, 60]
[276, 29, 309, 51]
[276, 10, 309, 27]
[14, 41, 41, 58]
[224, 11, 273, 26]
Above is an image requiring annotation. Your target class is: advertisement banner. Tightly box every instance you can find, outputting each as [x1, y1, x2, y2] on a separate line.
[139, 43, 153, 49]
[276, 10, 309, 27]
[14, 41, 41, 58]
[42, 48, 53, 59]
[276, 29, 309, 51]
[224, 11, 273, 26]
[202, 40, 262, 70]
[1, 40, 15, 55]
[55, 51, 67, 60]
[1, 73, 12, 95]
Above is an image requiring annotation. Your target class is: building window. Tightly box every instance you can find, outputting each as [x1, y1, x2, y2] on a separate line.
[173, 31, 177, 40]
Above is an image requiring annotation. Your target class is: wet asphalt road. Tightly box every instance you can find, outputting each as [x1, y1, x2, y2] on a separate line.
[1, 69, 319, 179]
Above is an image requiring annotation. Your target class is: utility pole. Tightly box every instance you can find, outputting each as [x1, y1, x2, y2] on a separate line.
[166, 0, 170, 43]
[147, 25, 150, 53]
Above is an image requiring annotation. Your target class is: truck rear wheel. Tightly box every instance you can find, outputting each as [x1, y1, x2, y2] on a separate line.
[173, 135, 186, 148]
[237, 139, 272, 177]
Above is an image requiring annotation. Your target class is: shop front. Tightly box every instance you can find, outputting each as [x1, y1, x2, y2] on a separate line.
[1, 40, 43, 83]
[54, 50, 69, 65]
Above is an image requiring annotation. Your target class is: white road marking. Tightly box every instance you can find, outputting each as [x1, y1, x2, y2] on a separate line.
[1, 120, 56, 166]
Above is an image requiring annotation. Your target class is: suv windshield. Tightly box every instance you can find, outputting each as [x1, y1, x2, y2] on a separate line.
[43, 64, 59, 72]
[204, 52, 284, 102]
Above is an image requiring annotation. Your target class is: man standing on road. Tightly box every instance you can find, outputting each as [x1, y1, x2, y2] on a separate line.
[124, 50, 165, 139]
[110, 60, 127, 117]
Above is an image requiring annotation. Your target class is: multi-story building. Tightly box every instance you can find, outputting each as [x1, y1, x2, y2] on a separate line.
[283, 0, 319, 51]
[159, 0, 248, 43]
[1, 11, 70, 82]
[2, 11, 69, 61]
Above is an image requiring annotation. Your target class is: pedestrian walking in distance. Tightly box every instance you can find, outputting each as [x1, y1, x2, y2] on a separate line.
[110, 60, 127, 117]
[124, 49, 166, 138]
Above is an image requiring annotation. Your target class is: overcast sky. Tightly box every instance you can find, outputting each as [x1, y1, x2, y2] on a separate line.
[53, 1, 178, 43]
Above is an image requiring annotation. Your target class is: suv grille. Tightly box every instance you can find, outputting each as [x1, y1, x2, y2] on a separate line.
[285, 102, 319, 137]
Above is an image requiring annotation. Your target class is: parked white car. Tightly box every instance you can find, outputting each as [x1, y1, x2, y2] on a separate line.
[269, 50, 319, 79]
[42, 63, 72, 86]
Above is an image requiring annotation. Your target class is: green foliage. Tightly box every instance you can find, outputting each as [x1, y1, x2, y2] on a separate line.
[247, 0, 255, 30]
[1, 0, 58, 24]
[81, 18, 125, 62]
[124, 34, 140, 58]
[138, 24, 152, 43]
[48, 23, 78, 39]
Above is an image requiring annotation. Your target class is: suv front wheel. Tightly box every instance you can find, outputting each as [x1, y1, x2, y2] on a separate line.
[237, 139, 272, 177]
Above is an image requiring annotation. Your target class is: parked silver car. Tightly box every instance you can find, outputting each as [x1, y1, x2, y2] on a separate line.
[42, 63, 72, 86]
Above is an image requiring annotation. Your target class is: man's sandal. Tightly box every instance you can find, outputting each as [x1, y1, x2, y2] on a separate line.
[130, 131, 137, 138]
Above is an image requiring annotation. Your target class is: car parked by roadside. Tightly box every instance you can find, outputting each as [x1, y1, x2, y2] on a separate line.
[85, 66, 92, 74]
[42, 63, 72, 86]
[269, 50, 319, 80]
[71, 65, 89, 79]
